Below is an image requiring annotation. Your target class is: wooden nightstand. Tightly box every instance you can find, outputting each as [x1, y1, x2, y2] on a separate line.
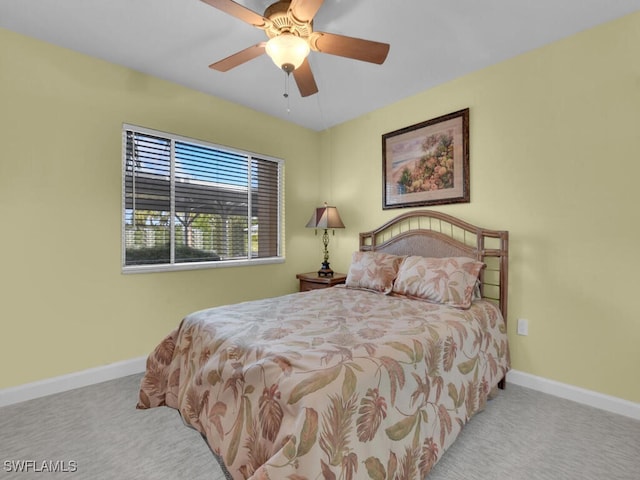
[296, 272, 347, 292]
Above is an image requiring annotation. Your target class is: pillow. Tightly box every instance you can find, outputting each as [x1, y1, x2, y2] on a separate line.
[345, 251, 404, 294]
[392, 256, 484, 309]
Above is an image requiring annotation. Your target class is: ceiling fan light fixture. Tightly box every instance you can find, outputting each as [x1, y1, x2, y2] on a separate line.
[265, 33, 310, 73]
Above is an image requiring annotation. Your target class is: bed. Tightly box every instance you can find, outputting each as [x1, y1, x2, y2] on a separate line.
[137, 210, 510, 480]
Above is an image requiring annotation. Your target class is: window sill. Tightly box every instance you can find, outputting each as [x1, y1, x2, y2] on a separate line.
[121, 256, 285, 274]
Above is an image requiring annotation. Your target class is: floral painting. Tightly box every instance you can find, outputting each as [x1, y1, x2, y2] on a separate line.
[383, 109, 469, 209]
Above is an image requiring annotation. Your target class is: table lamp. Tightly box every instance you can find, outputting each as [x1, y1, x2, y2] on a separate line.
[306, 203, 345, 277]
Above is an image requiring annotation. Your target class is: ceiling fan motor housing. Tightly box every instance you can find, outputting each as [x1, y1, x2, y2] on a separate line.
[263, 0, 313, 40]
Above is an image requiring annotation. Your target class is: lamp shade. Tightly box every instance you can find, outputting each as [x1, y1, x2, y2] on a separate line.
[265, 33, 310, 73]
[306, 204, 345, 229]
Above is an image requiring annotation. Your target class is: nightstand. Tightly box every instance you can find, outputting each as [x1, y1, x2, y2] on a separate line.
[296, 272, 347, 292]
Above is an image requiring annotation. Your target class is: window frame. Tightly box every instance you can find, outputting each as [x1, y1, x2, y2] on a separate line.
[121, 124, 284, 274]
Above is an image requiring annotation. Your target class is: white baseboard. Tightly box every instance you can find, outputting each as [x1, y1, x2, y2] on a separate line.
[2, 360, 638, 421]
[0, 356, 147, 408]
[507, 369, 640, 420]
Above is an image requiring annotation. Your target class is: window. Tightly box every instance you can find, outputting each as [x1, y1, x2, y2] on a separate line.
[122, 124, 283, 272]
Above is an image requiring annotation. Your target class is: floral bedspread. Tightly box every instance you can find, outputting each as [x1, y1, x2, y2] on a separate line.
[138, 286, 509, 480]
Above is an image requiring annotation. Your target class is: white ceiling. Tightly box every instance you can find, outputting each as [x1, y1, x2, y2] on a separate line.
[1, 0, 639, 131]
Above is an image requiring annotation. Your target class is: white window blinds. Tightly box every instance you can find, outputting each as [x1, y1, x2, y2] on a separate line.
[122, 125, 283, 272]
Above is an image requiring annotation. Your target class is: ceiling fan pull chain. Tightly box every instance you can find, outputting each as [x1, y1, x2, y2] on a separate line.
[283, 72, 291, 113]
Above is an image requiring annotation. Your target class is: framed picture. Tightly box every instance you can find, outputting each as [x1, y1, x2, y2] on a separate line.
[382, 108, 469, 209]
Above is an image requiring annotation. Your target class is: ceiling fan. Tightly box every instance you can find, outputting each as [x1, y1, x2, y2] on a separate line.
[202, 0, 390, 97]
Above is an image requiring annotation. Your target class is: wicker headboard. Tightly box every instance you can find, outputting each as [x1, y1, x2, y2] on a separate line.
[359, 210, 509, 319]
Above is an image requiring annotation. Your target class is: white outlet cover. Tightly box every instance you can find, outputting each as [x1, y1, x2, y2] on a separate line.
[517, 318, 529, 335]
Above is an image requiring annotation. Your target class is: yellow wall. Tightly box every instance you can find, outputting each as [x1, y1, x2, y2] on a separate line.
[324, 12, 640, 403]
[0, 28, 322, 389]
[2, 12, 639, 404]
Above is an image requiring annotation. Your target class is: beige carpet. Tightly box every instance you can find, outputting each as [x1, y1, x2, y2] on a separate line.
[1, 374, 638, 479]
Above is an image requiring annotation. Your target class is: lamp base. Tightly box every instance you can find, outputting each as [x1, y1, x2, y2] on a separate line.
[317, 261, 334, 278]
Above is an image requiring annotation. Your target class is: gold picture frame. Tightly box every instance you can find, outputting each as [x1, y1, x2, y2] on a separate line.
[382, 108, 469, 209]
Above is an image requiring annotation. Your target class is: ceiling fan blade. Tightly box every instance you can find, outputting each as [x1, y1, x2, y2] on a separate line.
[311, 32, 390, 64]
[288, 0, 324, 23]
[200, 0, 268, 28]
[292, 58, 318, 97]
[209, 43, 267, 72]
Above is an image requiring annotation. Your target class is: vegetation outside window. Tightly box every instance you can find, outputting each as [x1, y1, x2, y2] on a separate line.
[122, 125, 284, 272]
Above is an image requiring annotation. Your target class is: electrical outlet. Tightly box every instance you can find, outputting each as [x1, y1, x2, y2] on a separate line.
[517, 318, 529, 336]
